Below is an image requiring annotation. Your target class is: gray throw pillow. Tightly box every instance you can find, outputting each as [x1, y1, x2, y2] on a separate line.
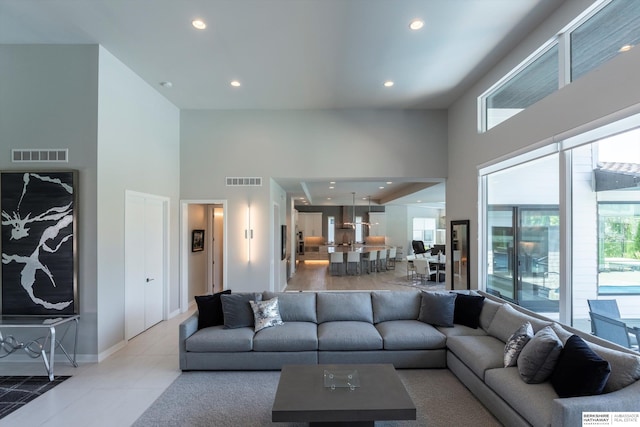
[504, 322, 533, 367]
[250, 297, 284, 332]
[517, 325, 563, 383]
[418, 291, 456, 327]
[221, 293, 262, 329]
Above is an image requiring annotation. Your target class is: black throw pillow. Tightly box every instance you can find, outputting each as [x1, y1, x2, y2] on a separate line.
[194, 290, 231, 329]
[551, 334, 611, 398]
[452, 293, 485, 329]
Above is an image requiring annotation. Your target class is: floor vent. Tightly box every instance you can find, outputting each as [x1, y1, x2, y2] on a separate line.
[12, 149, 69, 163]
[226, 177, 263, 186]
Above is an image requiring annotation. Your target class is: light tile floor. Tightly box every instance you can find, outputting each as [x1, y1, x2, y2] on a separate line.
[0, 309, 193, 427]
[0, 260, 440, 426]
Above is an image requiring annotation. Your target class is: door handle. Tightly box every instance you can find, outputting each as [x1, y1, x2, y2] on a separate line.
[146, 278, 155, 283]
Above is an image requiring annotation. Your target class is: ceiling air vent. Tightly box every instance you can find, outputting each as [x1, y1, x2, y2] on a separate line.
[12, 149, 68, 163]
[226, 177, 263, 187]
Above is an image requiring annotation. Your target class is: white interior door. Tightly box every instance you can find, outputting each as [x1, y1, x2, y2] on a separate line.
[125, 192, 166, 340]
[144, 198, 164, 329]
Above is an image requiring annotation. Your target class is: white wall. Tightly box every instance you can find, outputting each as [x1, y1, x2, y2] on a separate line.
[96, 47, 180, 356]
[180, 109, 447, 292]
[0, 45, 100, 357]
[447, 0, 640, 289]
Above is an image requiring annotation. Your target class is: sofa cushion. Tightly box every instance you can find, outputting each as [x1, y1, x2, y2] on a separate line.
[253, 322, 318, 351]
[250, 297, 284, 332]
[316, 292, 373, 323]
[518, 325, 563, 384]
[446, 335, 505, 380]
[371, 291, 421, 323]
[185, 326, 254, 352]
[375, 320, 446, 350]
[263, 291, 317, 322]
[453, 293, 485, 329]
[221, 293, 262, 329]
[504, 322, 533, 367]
[485, 367, 556, 427]
[318, 321, 382, 350]
[487, 304, 551, 342]
[436, 324, 488, 337]
[479, 298, 502, 331]
[551, 323, 640, 393]
[194, 290, 231, 329]
[418, 291, 456, 327]
[551, 335, 611, 398]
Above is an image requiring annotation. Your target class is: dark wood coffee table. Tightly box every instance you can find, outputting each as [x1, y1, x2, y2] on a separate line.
[272, 364, 416, 426]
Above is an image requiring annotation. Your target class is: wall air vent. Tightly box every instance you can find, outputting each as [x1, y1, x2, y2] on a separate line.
[226, 177, 263, 187]
[12, 149, 69, 163]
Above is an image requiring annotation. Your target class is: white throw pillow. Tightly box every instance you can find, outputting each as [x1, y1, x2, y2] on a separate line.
[250, 297, 284, 332]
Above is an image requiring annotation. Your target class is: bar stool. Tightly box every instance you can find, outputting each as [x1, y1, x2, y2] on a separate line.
[377, 248, 387, 271]
[329, 252, 344, 276]
[367, 250, 378, 273]
[387, 247, 397, 270]
[346, 251, 361, 275]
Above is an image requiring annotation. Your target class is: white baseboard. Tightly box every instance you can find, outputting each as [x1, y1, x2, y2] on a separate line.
[98, 340, 126, 362]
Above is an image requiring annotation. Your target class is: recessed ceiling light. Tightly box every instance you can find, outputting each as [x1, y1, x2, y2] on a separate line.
[417, 200, 422, 203]
[379, 186, 385, 189]
[230, 80, 241, 87]
[383, 80, 394, 87]
[409, 19, 424, 31]
[619, 44, 634, 52]
[159, 81, 173, 88]
[329, 181, 336, 184]
[386, 181, 393, 184]
[192, 19, 207, 30]
[327, 197, 332, 200]
[329, 186, 335, 189]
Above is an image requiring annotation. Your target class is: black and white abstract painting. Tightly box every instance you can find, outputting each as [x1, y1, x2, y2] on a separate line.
[1, 171, 77, 315]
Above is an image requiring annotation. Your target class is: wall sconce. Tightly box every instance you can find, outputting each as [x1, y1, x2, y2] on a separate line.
[245, 203, 254, 262]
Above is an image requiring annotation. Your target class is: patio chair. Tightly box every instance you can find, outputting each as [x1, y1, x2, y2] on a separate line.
[589, 312, 638, 350]
[587, 299, 622, 333]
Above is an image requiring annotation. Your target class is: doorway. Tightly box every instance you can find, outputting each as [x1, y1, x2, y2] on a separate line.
[180, 200, 228, 312]
[125, 191, 169, 340]
[486, 205, 559, 312]
[208, 205, 224, 294]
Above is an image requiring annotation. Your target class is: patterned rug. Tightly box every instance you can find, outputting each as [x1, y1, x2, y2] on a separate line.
[0, 376, 70, 419]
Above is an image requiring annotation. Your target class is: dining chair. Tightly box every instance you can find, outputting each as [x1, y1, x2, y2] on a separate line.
[589, 312, 638, 350]
[406, 255, 416, 279]
[413, 259, 429, 284]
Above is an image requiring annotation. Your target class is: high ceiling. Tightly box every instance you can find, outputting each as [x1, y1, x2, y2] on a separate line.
[0, 0, 565, 207]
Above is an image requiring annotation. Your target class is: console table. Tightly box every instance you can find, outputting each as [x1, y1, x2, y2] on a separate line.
[0, 315, 79, 381]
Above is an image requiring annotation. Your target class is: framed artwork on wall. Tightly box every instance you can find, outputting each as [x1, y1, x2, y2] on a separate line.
[1, 170, 78, 315]
[192, 229, 205, 252]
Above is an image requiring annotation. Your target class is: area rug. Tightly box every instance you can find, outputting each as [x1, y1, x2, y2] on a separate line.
[133, 369, 500, 427]
[0, 376, 70, 420]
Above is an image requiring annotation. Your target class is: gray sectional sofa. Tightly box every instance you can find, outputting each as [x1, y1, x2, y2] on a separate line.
[179, 290, 640, 427]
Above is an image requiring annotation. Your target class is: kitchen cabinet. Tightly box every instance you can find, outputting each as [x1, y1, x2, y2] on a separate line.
[298, 212, 323, 237]
[368, 212, 386, 236]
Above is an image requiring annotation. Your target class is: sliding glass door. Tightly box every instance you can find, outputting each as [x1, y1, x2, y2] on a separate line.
[487, 206, 559, 312]
[485, 154, 560, 316]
